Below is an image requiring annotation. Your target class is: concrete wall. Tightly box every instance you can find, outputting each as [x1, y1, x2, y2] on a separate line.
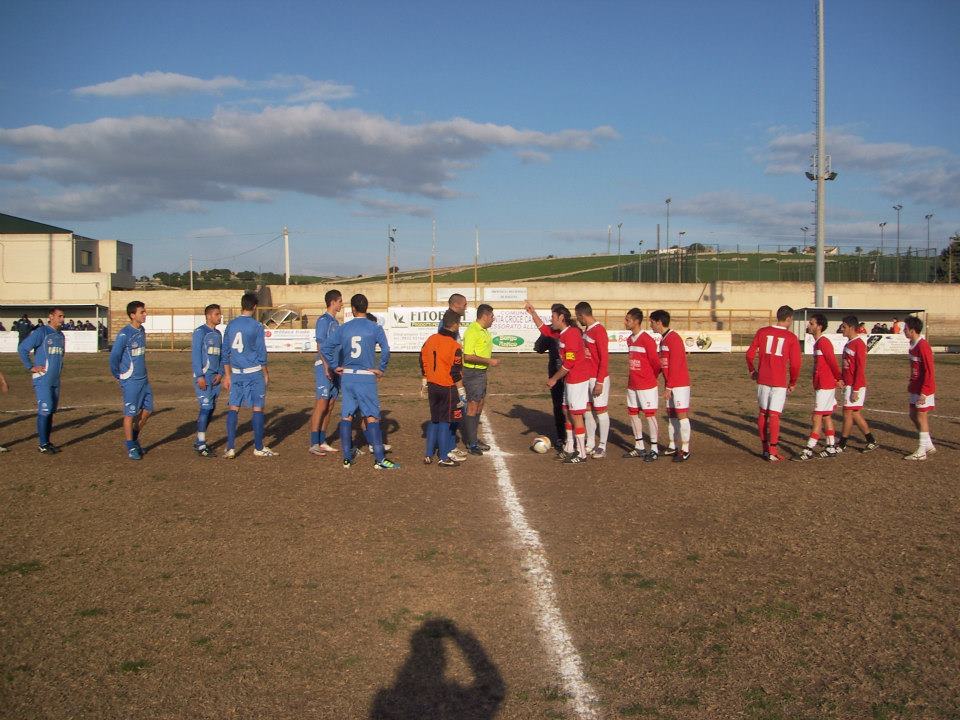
[0, 232, 112, 303]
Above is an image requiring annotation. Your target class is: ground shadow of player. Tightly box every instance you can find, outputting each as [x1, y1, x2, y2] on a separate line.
[265, 406, 312, 445]
[688, 413, 756, 455]
[605, 416, 639, 451]
[379, 409, 401, 443]
[58, 407, 171, 449]
[4, 409, 114, 449]
[0, 413, 33, 432]
[495, 404, 554, 439]
[369, 617, 505, 720]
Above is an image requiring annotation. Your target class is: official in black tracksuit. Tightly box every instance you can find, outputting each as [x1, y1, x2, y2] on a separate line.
[534, 332, 566, 447]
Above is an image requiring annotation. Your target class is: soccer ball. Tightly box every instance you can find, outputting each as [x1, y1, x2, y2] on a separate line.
[531, 436, 552, 454]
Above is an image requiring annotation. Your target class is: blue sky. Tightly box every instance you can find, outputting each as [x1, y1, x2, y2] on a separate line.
[1, 0, 958, 277]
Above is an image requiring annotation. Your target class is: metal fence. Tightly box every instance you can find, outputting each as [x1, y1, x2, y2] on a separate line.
[607, 247, 941, 284]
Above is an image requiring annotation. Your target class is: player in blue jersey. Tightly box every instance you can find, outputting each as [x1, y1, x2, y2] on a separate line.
[308, 289, 343, 456]
[18, 307, 66, 453]
[191, 304, 223, 457]
[109, 300, 153, 460]
[221, 292, 276, 458]
[321, 293, 399, 469]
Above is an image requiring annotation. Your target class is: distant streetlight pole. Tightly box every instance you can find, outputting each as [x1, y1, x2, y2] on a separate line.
[607, 225, 612, 255]
[925, 212, 934, 282]
[637, 240, 643, 283]
[386, 226, 396, 306]
[616, 222, 623, 281]
[893, 204, 903, 282]
[677, 231, 686, 283]
[878, 222, 887, 282]
[663, 198, 671, 284]
[801, 226, 810, 247]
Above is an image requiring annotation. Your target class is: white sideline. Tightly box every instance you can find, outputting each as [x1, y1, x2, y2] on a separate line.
[480, 411, 600, 719]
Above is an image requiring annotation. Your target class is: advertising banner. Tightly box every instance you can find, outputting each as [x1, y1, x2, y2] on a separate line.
[607, 329, 732, 354]
[263, 328, 316, 353]
[0, 330, 98, 353]
[0, 331, 18, 353]
[483, 287, 528, 302]
[804, 333, 910, 355]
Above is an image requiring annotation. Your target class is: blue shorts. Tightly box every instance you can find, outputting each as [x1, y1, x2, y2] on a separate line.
[315, 363, 340, 401]
[34, 381, 60, 416]
[229, 372, 266, 408]
[195, 376, 222, 410]
[341, 375, 380, 420]
[121, 380, 154, 417]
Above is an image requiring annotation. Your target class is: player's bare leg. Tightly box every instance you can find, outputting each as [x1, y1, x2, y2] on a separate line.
[126, 409, 151, 446]
[564, 411, 588, 462]
[799, 413, 826, 460]
[309, 397, 337, 454]
[840, 408, 877, 453]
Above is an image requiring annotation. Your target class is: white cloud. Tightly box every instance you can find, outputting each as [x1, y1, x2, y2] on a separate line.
[516, 150, 551, 164]
[353, 198, 434, 218]
[74, 72, 245, 97]
[0, 102, 616, 220]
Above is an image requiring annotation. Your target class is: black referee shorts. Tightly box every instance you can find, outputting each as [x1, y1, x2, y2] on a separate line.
[428, 383, 463, 423]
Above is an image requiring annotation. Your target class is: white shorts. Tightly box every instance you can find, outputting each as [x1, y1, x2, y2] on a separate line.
[666, 386, 690, 414]
[563, 380, 590, 414]
[757, 385, 787, 414]
[588, 376, 611, 412]
[814, 388, 837, 415]
[843, 386, 866, 410]
[909, 393, 935, 411]
[627, 388, 659, 417]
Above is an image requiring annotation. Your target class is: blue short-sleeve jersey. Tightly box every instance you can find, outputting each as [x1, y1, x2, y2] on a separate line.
[110, 324, 148, 381]
[191, 324, 223, 378]
[18, 325, 65, 383]
[315, 312, 339, 349]
[222, 315, 267, 371]
[322, 316, 390, 373]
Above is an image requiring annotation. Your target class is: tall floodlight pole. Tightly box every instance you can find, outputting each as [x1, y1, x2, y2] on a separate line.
[678, 231, 686, 283]
[386, 226, 396, 306]
[801, 226, 810, 247]
[893, 204, 903, 282]
[607, 225, 612, 255]
[878, 222, 887, 282]
[663, 198, 671, 284]
[474, 226, 480, 303]
[617, 222, 623, 281]
[283, 225, 290, 285]
[189, 254, 194, 291]
[925, 213, 934, 282]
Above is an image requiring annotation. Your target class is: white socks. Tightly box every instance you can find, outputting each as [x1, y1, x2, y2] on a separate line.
[679, 418, 691, 452]
[647, 416, 659, 447]
[584, 412, 597, 450]
[597, 412, 610, 449]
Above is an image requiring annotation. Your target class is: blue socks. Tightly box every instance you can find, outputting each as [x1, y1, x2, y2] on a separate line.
[425, 422, 439, 458]
[364, 421, 385, 463]
[440, 422, 455, 459]
[125, 440, 136, 450]
[226, 410, 238, 449]
[197, 408, 211, 433]
[339, 419, 353, 461]
[318, 430, 326, 445]
[37, 414, 50, 446]
[310, 430, 320, 445]
[252, 411, 265, 451]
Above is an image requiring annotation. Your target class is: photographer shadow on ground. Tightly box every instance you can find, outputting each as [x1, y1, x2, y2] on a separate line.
[370, 617, 506, 720]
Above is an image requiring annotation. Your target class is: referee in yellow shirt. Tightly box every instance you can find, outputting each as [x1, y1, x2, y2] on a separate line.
[461, 303, 499, 455]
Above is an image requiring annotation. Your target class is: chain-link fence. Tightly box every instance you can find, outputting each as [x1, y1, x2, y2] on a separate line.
[605, 246, 941, 284]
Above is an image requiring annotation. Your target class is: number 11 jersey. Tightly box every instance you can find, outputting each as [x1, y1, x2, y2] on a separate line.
[746, 325, 801, 388]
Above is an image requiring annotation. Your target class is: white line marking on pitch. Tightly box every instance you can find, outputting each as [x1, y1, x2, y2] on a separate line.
[480, 411, 600, 719]
[870, 407, 960, 421]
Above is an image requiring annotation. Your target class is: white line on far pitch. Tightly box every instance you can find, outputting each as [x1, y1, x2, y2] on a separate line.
[480, 411, 600, 719]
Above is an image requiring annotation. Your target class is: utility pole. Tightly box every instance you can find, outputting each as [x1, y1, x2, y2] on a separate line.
[474, 226, 480, 303]
[607, 225, 612, 255]
[616, 222, 623, 281]
[893, 204, 903, 282]
[878, 222, 887, 282]
[925, 213, 934, 282]
[283, 225, 290, 285]
[189, 254, 194, 291]
[386, 226, 396, 307]
[678, 231, 686, 283]
[663, 199, 671, 283]
[430, 219, 437, 303]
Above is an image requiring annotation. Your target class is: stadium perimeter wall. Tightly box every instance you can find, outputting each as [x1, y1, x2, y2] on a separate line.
[108, 281, 960, 338]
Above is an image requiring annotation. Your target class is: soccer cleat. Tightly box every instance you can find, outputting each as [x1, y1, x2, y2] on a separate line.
[904, 449, 927, 461]
[449, 448, 468, 462]
[318, 441, 336, 452]
[862, 441, 879, 452]
[467, 445, 484, 456]
[38, 443, 60, 454]
[127, 446, 143, 461]
[557, 450, 578, 461]
[437, 458, 459, 467]
[833, 445, 845, 454]
[663, 447, 677, 456]
[817, 447, 838, 459]
[423, 456, 433, 465]
[590, 448, 607, 459]
[342, 458, 353, 468]
[643, 451, 659, 463]
[308, 444, 327, 456]
[253, 446, 279, 457]
[223, 448, 236, 459]
[475, 442, 491, 452]
[673, 451, 691, 463]
[768, 452, 784, 463]
[374, 458, 401, 470]
[925, 444, 937, 455]
[563, 454, 587, 464]
[795, 448, 815, 461]
[196, 444, 214, 457]
[623, 448, 647, 459]
[0, 445, 8, 453]
[358, 443, 393, 455]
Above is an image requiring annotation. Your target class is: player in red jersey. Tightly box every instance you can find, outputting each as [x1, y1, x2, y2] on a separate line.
[525, 301, 593, 463]
[575, 301, 611, 459]
[903, 316, 937, 460]
[837, 315, 878, 453]
[797, 313, 841, 461]
[745, 304, 802, 462]
[623, 308, 662, 461]
[649, 309, 691, 462]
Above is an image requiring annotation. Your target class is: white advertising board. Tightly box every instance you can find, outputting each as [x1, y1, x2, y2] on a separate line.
[0, 330, 98, 353]
[483, 287, 528, 301]
[607, 329, 732, 354]
[0, 331, 18, 353]
[145, 314, 206, 333]
[804, 333, 910, 355]
[263, 328, 316, 353]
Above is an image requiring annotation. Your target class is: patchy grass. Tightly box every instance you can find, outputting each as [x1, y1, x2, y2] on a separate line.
[377, 607, 411, 635]
[0, 560, 43, 577]
[76, 607, 107, 617]
[119, 659, 151, 674]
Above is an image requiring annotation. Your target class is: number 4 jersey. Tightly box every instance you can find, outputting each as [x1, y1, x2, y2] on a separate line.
[746, 325, 802, 388]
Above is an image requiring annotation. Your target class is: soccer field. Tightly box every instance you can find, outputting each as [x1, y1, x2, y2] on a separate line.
[2, 352, 959, 719]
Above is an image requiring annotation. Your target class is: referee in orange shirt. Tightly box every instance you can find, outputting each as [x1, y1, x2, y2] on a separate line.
[420, 310, 467, 467]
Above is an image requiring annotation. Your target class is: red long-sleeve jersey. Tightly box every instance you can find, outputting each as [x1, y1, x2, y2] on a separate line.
[908, 337, 936, 395]
[658, 329, 690, 388]
[812, 335, 841, 390]
[540, 324, 592, 383]
[745, 325, 802, 388]
[627, 331, 660, 390]
[582, 322, 609, 382]
[841, 336, 867, 389]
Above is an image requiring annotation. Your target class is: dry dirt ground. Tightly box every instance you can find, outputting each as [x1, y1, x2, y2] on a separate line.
[1, 350, 958, 720]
